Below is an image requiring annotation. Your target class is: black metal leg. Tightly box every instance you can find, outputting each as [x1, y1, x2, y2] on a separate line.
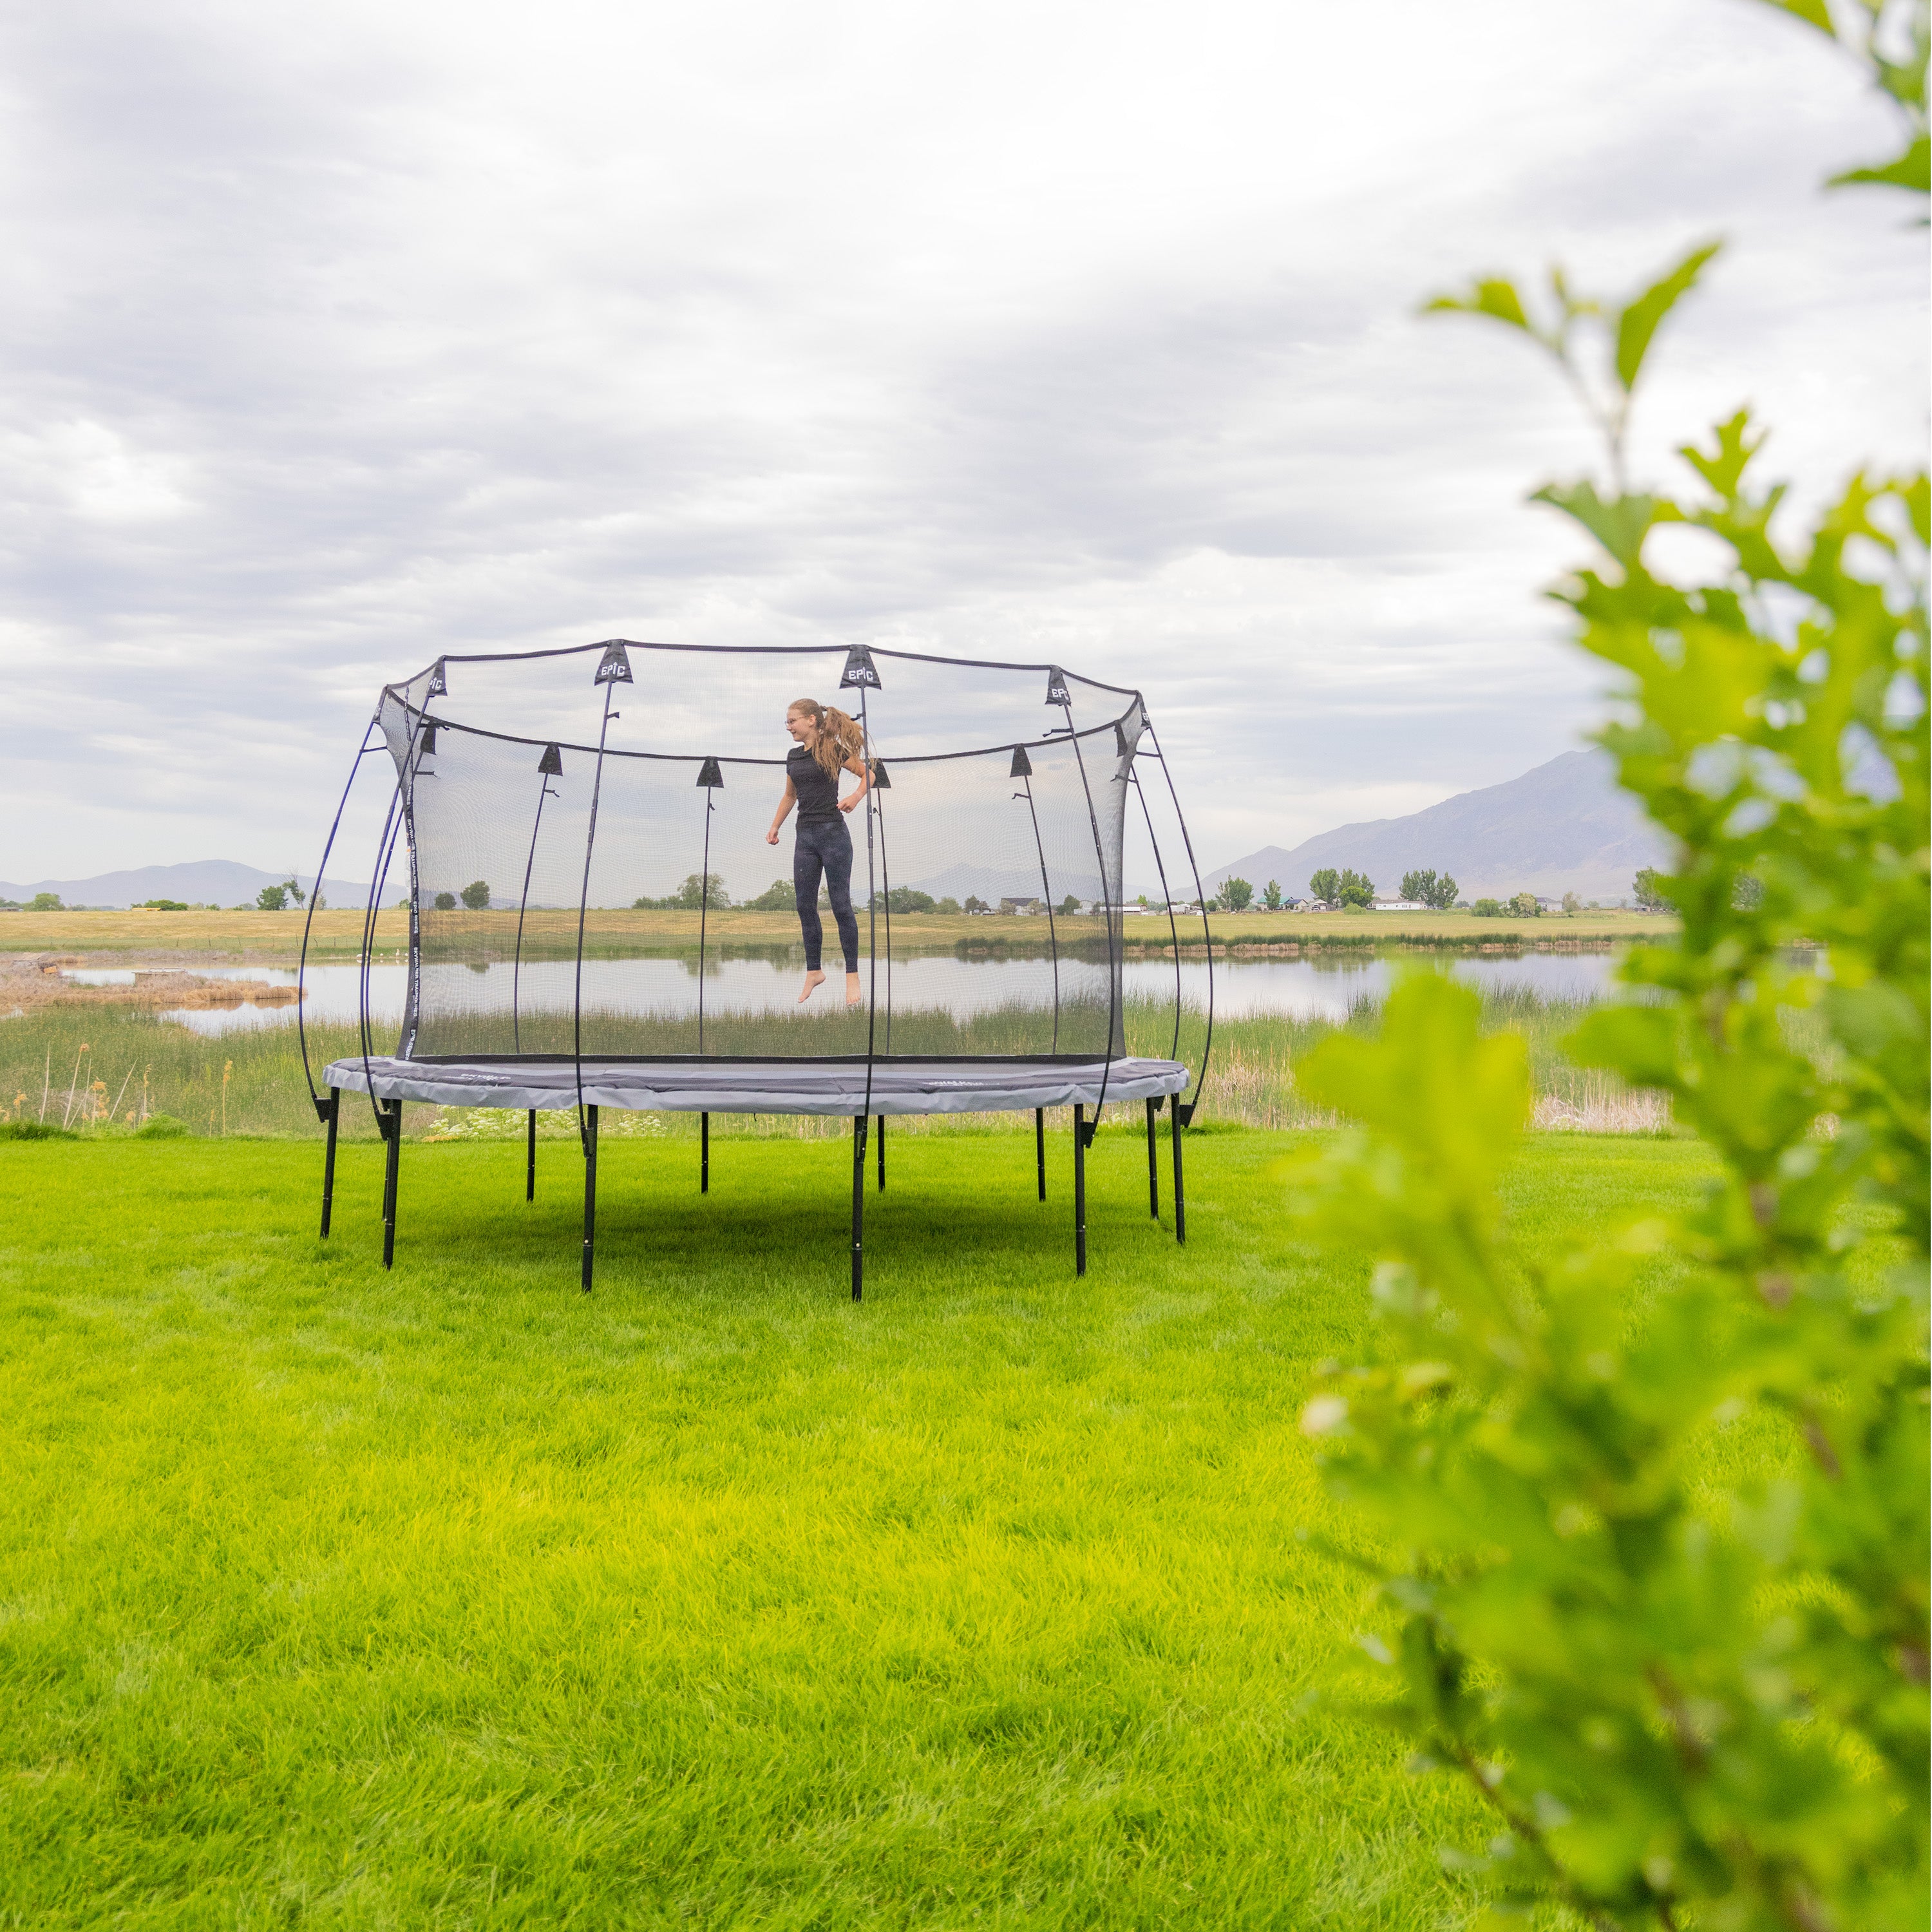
[1146, 1097, 1160, 1218]
[1074, 1103, 1087, 1276]
[701, 1112, 710, 1194]
[1171, 1108, 1186, 1245]
[526, 1109, 536, 1202]
[876, 1113, 886, 1193]
[1035, 1107, 1046, 1202]
[581, 1105, 599, 1293]
[381, 1099, 401, 1270]
[320, 1087, 339, 1236]
[851, 1113, 867, 1300]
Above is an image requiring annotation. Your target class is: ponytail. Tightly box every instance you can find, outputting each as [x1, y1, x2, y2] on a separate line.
[790, 698, 866, 781]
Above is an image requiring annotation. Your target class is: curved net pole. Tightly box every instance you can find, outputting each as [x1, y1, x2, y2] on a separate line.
[1142, 719, 1214, 1123]
[873, 761, 893, 1057]
[1130, 768, 1184, 1065]
[297, 717, 381, 1118]
[573, 674, 621, 1154]
[1060, 696, 1120, 1137]
[357, 783, 403, 1133]
[511, 754, 561, 1056]
[858, 687, 880, 1104]
[1013, 753, 1060, 1054]
[697, 776, 714, 1055]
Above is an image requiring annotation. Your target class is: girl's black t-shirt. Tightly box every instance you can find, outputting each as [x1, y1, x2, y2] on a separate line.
[787, 744, 841, 822]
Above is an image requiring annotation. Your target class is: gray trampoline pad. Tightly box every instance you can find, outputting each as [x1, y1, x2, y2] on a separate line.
[323, 1056, 1191, 1117]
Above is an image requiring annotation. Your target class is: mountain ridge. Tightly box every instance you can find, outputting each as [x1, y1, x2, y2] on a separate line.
[1208, 750, 1663, 904]
[1, 860, 373, 909]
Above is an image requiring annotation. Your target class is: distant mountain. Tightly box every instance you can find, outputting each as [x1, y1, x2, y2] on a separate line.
[0, 860, 373, 910]
[1209, 750, 1665, 904]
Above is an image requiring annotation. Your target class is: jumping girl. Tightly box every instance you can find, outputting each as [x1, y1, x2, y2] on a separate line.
[767, 697, 871, 1005]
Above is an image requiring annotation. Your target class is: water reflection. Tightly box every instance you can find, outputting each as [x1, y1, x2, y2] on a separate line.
[135, 949, 1623, 1036]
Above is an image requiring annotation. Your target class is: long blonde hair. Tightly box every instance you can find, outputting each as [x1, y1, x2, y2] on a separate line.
[788, 698, 864, 780]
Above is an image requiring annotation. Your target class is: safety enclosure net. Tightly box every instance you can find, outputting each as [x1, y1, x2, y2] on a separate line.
[307, 639, 1213, 1097]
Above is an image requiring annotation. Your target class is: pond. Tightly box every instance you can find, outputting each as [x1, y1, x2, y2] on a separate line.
[61, 948, 1623, 1036]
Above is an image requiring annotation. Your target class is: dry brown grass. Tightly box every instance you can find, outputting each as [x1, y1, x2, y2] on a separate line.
[0, 904, 1677, 961]
[0, 962, 301, 1016]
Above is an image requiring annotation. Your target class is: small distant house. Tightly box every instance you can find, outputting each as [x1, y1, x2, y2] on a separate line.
[999, 896, 1046, 916]
[1372, 898, 1428, 912]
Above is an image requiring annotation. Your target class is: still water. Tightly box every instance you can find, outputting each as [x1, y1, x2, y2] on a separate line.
[64, 949, 1622, 1036]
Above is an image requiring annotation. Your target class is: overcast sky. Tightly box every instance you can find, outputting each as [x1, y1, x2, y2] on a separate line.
[1, 0, 1923, 883]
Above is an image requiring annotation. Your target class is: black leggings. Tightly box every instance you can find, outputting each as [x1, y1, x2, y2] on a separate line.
[794, 817, 859, 972]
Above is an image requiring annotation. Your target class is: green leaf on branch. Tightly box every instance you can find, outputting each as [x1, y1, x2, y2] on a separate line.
[1613, 240, 1721, 393]
[1531, 480, 1678, 570]
[1830, 131, 1932, 193]
[1422, 276, 1534, 334]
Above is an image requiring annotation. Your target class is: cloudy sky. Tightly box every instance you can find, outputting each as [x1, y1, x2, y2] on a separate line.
[1, 0, 1923, 884]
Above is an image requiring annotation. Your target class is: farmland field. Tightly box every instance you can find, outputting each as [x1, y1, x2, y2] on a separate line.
[1, 904, 1677, 961]
[0, 1126, 1714, 1928]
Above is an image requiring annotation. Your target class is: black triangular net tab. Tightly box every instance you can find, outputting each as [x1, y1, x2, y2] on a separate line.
[869, 759, 891, 790]
[838, 645, 882, 690]
[594, 641, 634, 685]
[538, 743, 563, 776]
[696, 757, 724, 788]
[1045, 667, 1070, 706]
[419, 723, 438, 755]
[1009, 744, 1034, 778]
[427, 658, 449, 697]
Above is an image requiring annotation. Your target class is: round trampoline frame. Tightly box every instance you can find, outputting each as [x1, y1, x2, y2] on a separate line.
[299, 639, 1218, 1297]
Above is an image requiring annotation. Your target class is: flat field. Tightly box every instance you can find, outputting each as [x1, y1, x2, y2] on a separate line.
[0, 1126, 1714, 1928]
[0, 905, 1676, 961]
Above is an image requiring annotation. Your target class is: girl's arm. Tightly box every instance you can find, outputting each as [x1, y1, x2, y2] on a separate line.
[766, 779, 797, 844]
[838, 755, 871, 813]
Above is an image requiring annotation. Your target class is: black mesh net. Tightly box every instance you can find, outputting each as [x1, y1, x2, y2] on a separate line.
[350, 641, 1205, 1079]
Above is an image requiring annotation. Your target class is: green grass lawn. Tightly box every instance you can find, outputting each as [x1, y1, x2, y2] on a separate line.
[0, 1126, 1714, 1929]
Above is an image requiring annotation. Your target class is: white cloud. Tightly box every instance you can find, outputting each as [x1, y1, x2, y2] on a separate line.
[0, 0, 1921, 880]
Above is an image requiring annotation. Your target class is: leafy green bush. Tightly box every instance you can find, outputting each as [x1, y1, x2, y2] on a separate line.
[1470, 896, 1504, 918]
[0, 1121, 78, 1142]
[1287, 10, 1927, 1928]
[133, 1115, 189, 1140]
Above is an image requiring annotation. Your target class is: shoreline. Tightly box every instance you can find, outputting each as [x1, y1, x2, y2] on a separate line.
[4, 904, 1676, 972]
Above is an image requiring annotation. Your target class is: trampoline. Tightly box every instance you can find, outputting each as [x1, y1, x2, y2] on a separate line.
[299, 639, 1216, 1297]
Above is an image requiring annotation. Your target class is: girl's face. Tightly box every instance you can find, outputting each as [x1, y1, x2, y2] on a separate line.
[786, 707, 816, 744]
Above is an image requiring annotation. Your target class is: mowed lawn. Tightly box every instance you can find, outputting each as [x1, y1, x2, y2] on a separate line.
[0, 1125, 1712, 1929]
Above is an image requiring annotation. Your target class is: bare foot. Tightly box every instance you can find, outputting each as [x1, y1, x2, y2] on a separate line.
[798, 970, 825, 1004]
[845, 973, 863, 1007]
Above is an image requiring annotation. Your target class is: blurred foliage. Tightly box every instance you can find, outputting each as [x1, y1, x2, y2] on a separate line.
[1287, 6, 1927, 1927]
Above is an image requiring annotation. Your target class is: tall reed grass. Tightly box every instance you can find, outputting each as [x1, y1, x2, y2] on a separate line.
[0, 980, 1696, 1142]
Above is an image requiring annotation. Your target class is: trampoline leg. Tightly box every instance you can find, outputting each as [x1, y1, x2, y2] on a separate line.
[1171, 1110, 1186, 1245]
[526, 1109, 536, 1202]
[876, 1113, 886, 1193]
[1146, 1097, 1160, 1218]
[381, 1099, 401, 1270]
[581, 1105, 599, 1294]
[319, 1087, 339, 1237]
[850, 1113, 867, 1301]
[701, 1112, 710, 1195]
[1035, 1107, 1046, 1202]
[1074, 1103, 1087, 1277]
